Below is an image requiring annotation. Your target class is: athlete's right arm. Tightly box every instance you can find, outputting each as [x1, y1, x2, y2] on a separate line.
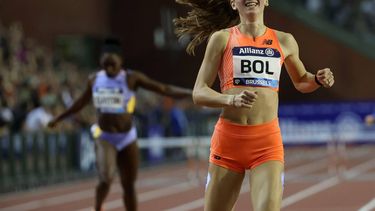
[193, 31, 257, 108]
[48, 75, 94, 128]
[192, 30, 230, 107]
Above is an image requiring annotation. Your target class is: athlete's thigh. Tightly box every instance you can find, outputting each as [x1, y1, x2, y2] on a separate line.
[205, 163, 245, 211]
[249, 161, 284, 211]
[95, 139, 118, 182]
[116, 141, 139, 184]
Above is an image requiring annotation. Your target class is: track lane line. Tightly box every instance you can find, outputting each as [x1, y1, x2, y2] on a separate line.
[0, 168, 189, 211]
[282, 158, 375, 208]
[164, 158, 330, 211]
[77, 182, 198, 211]
[358, 198, 375, 211]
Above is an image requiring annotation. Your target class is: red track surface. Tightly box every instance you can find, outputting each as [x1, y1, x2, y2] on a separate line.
[1, 146, 374, 211]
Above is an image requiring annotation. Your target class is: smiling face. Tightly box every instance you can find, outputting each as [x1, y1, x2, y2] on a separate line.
[230, 0, 268, 19]
[100, 53, 123, 77]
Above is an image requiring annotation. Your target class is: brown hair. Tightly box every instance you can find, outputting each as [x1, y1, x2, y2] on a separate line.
[174, 0, 239, 55]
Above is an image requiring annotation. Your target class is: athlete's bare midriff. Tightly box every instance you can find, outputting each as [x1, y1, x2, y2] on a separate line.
[221, 87, 278, 125]
[97, 113, 133, 133]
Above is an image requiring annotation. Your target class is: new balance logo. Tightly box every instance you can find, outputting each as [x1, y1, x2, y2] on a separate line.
[263, 39, 273, 45]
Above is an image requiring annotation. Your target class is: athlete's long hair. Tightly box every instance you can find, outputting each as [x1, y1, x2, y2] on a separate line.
[174, 0, 239, 55]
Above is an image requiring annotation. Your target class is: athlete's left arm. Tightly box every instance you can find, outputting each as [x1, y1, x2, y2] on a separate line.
[130, 71, 192, 99]
[279, 32, 334, 93]
[365, 111, 375, 126]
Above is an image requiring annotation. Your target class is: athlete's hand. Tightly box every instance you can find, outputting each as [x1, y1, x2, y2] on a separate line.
[230, 90, 257, 109]
[47, 119, 59, 128]
[365, 114, 375, 126]
[316, 68, 334, 88]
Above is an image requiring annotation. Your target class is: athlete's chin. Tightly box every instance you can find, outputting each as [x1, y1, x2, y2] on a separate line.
[244, 10, 260, 17]
[244, 7, 263, 14]
[105, 69, 119, 77]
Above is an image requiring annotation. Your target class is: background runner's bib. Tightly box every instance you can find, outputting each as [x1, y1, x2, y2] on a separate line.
[232, 46, 282, 89]
[93, 87, 125, 113]
[92, 70, 136, 114]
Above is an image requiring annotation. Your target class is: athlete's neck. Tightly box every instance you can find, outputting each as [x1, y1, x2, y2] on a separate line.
[238, 22, 267, 38]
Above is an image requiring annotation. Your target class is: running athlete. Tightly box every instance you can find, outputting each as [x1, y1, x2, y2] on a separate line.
[174, 0, 334, 210]
[48, 38, 192, 211]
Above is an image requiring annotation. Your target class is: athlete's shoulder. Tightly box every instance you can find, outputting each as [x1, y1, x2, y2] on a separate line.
[124, 68, 134, 74]
[126, 69, 146, 83]
[272, 29, 294, 44]
[126, 69, 142, 77]
[210, 29, 230, 41]
[207, 29, 231, 53]
[272, 29, 298, 57]
[273, 29, 296, 46]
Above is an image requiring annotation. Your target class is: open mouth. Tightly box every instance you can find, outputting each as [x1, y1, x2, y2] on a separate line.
[245, 1, 258, 7]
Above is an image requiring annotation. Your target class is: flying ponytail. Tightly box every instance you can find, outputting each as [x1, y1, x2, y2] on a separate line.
[174, 0, 239, 55]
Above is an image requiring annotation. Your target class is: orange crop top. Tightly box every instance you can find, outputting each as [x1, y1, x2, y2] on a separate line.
[218, 26, 285, 92]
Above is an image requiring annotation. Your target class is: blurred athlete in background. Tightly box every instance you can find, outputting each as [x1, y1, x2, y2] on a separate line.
[48, 38, 192, 211]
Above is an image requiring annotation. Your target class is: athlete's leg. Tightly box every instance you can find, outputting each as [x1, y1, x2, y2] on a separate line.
[204, 163, 245, 211]
[94, 139, 118, 211]
[116, 141, 139, 211]
[249, 161, 284, 211]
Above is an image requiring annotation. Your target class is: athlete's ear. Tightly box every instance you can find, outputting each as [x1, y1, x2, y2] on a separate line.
[230, 0, 236, 10]
[265, 0, 269, 6]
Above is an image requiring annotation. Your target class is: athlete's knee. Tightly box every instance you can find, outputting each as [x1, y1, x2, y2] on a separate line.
[122, 183, 136, 197]
[122, 180, 136, 191]
[97, 180, 112, 191]
[257, 193, 282, 211]
[263, 201, 281, 211]
[120, 176, 136, 191]
[98, 171, 116, 184]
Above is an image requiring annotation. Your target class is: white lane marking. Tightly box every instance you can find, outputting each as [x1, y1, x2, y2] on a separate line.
[0, 169, 189, 211]
[0, 179, 97, 202]
[286, 159, 327, 180]
[0, 165, 188, 203]
[282, 158, 375, 208]
[0, 189, 95, 211]
[282, 176, 340, 208]
[77, 182, 198, 211]
[166, 158, 375, 211]
[358, 198, 375, 211]
[165, 158, 329, 211]
[165, 180, 251, 211]
[165, 198, 204, 211]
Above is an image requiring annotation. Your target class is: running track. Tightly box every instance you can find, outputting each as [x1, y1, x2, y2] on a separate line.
[0, 146, 374, 211]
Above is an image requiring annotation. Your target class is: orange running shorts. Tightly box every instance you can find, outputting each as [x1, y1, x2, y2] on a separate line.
[209, 117, 284, 173]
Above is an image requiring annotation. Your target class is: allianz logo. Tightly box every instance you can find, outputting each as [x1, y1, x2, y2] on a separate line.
[238, 47, 275, 57]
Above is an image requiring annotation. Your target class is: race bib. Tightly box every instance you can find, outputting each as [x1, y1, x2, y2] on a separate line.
[232, 46, 282, 88]
[93, 87, 125, 113]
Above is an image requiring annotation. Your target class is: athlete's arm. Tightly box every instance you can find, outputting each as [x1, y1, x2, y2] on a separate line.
[365, 113, 375, 126]
[130, 71, 192, 98]
[48, 75, 94, 127]
[193, 30, 257, 108]
[280, 32, 334, 93]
